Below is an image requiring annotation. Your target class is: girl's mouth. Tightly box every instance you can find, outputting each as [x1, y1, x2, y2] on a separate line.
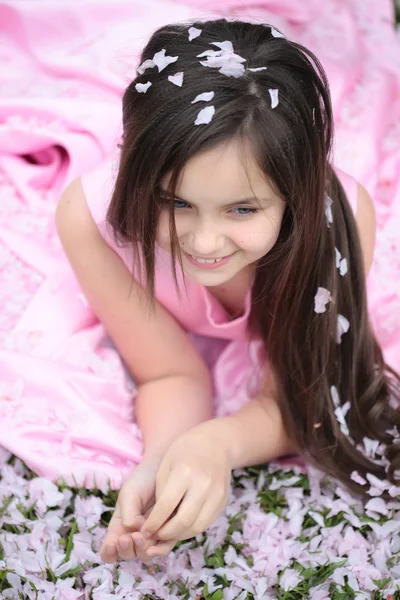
[184, 251, 233, 270]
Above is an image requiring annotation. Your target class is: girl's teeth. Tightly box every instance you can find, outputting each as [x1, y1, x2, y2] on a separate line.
[191, 256, 223, 264]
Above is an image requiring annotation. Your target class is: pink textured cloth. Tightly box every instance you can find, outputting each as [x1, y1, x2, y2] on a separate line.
[0, 0, 399, 489]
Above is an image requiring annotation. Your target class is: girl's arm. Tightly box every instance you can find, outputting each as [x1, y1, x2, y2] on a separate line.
[186, 368, 296, 470]
[56, 178, 213, 457]
[354, 182, 376, 276]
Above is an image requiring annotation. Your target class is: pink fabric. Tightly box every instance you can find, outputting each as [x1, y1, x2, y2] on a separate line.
[0, 0, 399, 489]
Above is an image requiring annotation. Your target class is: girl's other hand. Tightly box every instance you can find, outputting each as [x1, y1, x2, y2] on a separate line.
[139, 423, 233, 558]
[100, 454, 164, 563]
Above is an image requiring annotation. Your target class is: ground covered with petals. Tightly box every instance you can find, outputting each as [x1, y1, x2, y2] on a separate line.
[1, 447, 400, 600]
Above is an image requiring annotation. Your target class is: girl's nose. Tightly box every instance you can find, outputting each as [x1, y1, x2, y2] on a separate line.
[187, 226, 225, 256]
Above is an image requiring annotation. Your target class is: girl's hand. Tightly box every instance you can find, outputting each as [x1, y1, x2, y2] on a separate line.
[100, 454, 165, 563]
[139, 423, 233, 558]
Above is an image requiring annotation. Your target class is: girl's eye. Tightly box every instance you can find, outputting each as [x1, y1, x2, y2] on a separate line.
[232, 207, 259, 216]
[168, 199, 259, 216]
[173, 199, 190, 209]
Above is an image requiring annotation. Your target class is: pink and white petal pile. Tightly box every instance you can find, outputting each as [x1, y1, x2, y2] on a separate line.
[1, 450, 400, 598]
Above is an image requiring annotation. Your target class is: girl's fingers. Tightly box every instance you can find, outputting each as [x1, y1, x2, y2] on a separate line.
[145, 538, 177, 558]
[100, 502, 126, 563]
[181, 492, 225, 540]
[131, 532, 160, 563]
[141, 479, 187, 540]
[101, 542, 119, 563]
[151, 488, 205, 541]
[117, 535, 136, 561]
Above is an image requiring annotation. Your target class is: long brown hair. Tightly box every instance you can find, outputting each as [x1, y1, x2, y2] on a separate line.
[107, 18, 400, 499]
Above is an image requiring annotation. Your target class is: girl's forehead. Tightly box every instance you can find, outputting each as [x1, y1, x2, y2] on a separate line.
[161, 139, 274, 198]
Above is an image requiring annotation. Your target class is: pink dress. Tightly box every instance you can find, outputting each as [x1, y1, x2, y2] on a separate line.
[0, 156, 359, 490]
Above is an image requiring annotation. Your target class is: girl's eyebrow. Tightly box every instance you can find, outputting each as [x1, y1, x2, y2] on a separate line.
[159, 189, 272, 207]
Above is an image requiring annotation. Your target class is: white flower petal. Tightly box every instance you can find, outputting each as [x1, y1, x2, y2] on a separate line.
[335, 247, 341, 268]
[271, 26, 285, 38]
[210, 41, 234, 53]
[330, 385, 340, 408]
[168, 72, 184, 87]
[351, 471, 367, 486]
[339, 257, 348, 276]
[325, 194, 333, 227]
[191, 91, 215, 103]
[248, 66, 267, 72]
[336, 314, 350, 343]
[220, 61, 246, 78]
[365, 497, 389, 515]
[135, 81, 152, 94]
[152, 48, 179, 72]
[188, 26, 202, 41]
[194, 105, 215, 126]
[269, 88, 279, 108]
[137, 58, 155, 74]
[314, 287, 331, 313]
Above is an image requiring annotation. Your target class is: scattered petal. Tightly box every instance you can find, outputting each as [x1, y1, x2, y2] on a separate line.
[268, 88, 279, 108]
[351, 471, 367, 486]
[248, 66, 267, 72]
[188, 26, 202, 41]
[191, 91, 215, 103]
[194, 105, 215, 125]
[137, 58, 155, 74]
[271, 26, 286, 38]
[314, 287, 332, 313]
[325, 194, 333, 227]
[168, 72, 184, 86]
[365, 497, 389, 515]
[330, 385, 340, 408]
[135, 81, 152, 93]
[336, 314, 350, 343]
[197, 41, 246, 78]
[152, 48, 179, 72]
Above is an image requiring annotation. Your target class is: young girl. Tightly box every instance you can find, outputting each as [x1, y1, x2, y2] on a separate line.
[56, 18, 400, 564]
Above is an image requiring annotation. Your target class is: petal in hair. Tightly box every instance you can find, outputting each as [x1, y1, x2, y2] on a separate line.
[188, 26, 202, 41]
[210, 41, 234, 52]
[194, 105, 215, 126]
[135, 81, 152, 93]
[191, 91, 215, 103]
[336, 314, 350, 343]
[137, 58, 155, 75]
[330, 385, 340, 408]
[335, 248, 348, 276]
[197, 41, 246, 78]
[314, 287, 331, 313]
[168, 72, 184, 87]
[325, 194, 333, 227]
[152, 49, 179, 72]
[269, 88, 279, 108]
[219, 61, 246, 78]
[271, 26, 285, 38]
[335, 401, 350, 436]
[248, 66, 267, 72]
[335, 248, 341, 268]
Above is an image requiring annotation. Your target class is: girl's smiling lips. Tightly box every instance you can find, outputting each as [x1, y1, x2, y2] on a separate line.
[183, 250, 235, 269]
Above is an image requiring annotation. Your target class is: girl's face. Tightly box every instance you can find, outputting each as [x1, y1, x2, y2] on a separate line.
[157, 137, 286, 287]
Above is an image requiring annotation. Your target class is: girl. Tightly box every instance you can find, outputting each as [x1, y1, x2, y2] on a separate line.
[56, 18, 400, 564]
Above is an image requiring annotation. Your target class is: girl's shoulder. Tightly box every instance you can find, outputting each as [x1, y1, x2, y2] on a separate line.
[332, 165, 358, 215]
[80, 156, 118, 226]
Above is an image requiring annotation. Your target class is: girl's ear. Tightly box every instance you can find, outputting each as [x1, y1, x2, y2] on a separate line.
[354, 183, 376, 276]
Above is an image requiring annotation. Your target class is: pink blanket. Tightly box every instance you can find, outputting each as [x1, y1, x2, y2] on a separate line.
[0, 0, 399, 489]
